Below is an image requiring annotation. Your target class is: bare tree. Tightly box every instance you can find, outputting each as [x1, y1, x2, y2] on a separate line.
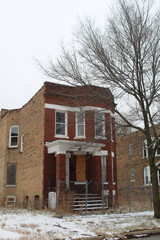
[40, 0, 160, 218]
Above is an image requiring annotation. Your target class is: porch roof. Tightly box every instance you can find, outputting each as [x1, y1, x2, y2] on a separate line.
[45, 140, 107, 156]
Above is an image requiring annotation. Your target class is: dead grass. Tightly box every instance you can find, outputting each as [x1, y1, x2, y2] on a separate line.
[1, 222, 6, 228]
[20, 223, 38, 229]
[58, 190, 76, 215]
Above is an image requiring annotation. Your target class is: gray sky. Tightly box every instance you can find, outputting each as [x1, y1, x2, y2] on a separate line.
[0, 0, 159, 110]
[0, 0, 113, 110]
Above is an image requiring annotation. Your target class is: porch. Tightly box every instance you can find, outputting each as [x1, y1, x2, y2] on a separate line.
[56, 180, 110, 214]
[45, 140, 111, 212]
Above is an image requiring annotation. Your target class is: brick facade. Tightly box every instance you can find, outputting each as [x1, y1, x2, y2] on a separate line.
[0, 82, 117, 209]
[117, 130, 160, 211]
[0, 87, 45, 208]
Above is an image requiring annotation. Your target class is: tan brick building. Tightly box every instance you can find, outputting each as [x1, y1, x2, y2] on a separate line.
[117, 130, 160, 211]
[0, 82, 117, 209]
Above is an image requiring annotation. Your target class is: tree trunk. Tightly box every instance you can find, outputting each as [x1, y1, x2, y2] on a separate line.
[149, 152, 160, 218]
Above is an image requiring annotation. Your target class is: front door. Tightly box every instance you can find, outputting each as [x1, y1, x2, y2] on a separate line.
[76, 155, 86, 182]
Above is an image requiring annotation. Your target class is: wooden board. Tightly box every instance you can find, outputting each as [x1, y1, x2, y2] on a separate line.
[76, 155, 86, 182]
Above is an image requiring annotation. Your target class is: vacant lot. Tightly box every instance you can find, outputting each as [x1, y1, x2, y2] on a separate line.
[0, 208, 159, 239]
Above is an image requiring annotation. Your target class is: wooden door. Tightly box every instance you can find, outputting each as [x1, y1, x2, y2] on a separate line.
[76, 155, 86, 182]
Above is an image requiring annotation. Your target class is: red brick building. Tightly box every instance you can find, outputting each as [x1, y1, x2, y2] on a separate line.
[0, 82, 117, 209]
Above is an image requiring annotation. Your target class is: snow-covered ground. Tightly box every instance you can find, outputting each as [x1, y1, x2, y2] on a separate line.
[0, 208, 160, 240]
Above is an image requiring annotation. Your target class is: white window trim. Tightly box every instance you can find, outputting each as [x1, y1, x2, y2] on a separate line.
[144, 166, 151, 185]
[155, 139, 160, 156]
[111, 152, 116, 184]
[9, 125, 19, 148]
[110, 117, 114, 142]
[156, 147, 160, 156]
[101, 155, 108, 184]
[75, 112, 86, 139]
[95, 112, 106, 139]
[142, 140, 148, 158]
[142, 138, 160, 158]
[55, 111, 68, 138]
[144, 165, 160, 186]
[20, 134, 24, 153]
[45, 103, 115, 118]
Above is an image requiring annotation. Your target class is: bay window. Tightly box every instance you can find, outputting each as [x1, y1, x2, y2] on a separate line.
[95, 112, 105, 138]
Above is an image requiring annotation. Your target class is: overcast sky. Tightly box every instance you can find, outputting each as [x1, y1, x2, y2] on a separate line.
[0, 0, 159, 110]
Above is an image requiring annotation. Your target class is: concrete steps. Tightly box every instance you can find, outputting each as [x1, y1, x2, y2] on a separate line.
[72, 194, 108, 212]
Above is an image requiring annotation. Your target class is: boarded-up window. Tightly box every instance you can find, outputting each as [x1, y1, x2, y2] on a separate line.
[7, 163, 16, 185]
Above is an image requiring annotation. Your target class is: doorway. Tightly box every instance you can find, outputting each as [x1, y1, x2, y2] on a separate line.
[76, 155, 86, 182]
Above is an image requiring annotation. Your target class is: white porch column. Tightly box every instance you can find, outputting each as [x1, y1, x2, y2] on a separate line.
[66, 153, 71, 188]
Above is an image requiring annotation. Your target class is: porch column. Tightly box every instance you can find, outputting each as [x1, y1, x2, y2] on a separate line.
[66, 153, 71, 188]
[56, 154, 66, 192]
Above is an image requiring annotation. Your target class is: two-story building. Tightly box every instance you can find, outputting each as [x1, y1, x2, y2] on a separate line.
[0, 82, 117, 210]
[117, 129, 160, 211]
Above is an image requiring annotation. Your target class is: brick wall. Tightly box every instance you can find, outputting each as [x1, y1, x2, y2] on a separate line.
[43, 82, 117, 206]
[0, 81, 117, 209]
[116, 130, 160, 211]
[0, 114, 7, 205]
[1, 86, 45, 208]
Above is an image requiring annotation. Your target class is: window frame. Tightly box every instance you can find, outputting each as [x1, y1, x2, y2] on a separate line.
[95, 112, 106, 139]
[155, 139, 160, 156]
[130, 169, 135, 182]
[144, 166, 151, 185]
[129, 144, 134, 157]
[111, 152, 115, 184]
[75, 112, 85, 138]
[9, 125, 19, 148]
[6, 163, 17, 187]
[110, 116, 114, 142]
[55, 111, 68, 138]
[142, 140, 148, 158]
